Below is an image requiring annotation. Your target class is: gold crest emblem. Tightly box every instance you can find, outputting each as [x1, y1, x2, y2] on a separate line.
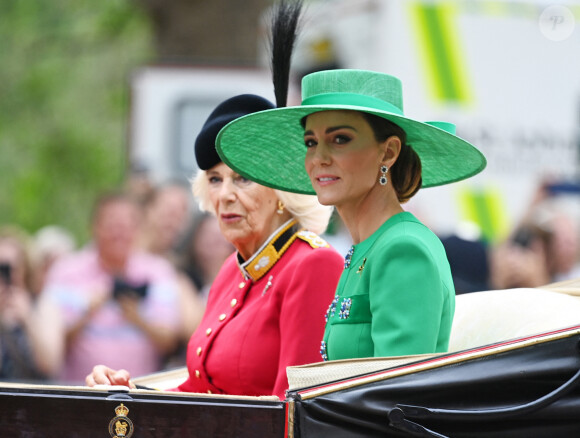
[109, 403, 134, 438]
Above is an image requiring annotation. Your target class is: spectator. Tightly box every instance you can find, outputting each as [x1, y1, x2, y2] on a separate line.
[139, 182, 192, 265]
[0, 226, 61, 381]
[545, 210, 580, 282]
[33, 225, 76, 294]
[490, 201, 580, 289]
[178, 212, 234, 300]
[440, 222, 491, 294]
[41, 192, 182, 383]
[138, 183, 206, 358]
[124, 162, 155, 207]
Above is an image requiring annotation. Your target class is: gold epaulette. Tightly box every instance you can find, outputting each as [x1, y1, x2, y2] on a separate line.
[296, 230, 330, 249]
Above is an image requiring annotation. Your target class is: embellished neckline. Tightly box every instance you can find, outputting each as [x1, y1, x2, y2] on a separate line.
[237, 219, 301, 282]
[344, 245, 355, 269]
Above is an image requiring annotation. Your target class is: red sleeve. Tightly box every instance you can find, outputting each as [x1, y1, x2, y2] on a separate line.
[175, 377, 193, 393]
[272, 247, 342, 398]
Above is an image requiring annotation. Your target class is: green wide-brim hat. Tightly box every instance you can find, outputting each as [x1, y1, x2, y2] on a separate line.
[216, 69, 486, 195]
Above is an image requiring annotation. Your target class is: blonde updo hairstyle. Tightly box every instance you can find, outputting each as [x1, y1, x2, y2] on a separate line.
[192, 170, 334, 235]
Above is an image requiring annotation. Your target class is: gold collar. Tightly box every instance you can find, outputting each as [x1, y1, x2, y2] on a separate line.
[238, 219, 301, 282]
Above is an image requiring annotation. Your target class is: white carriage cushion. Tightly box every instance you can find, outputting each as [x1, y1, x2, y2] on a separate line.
[449, 287, 580, 352]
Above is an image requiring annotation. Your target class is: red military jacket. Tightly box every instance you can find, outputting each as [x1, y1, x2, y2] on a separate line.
[176, 220, 343, 399]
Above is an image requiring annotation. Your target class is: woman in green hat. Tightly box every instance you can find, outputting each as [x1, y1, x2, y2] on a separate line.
[216, 69, 486, 361]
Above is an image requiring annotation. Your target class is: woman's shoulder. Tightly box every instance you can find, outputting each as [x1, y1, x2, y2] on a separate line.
[383, 213, 439, 238]
[295, 231, 343, 257]
[374, 215, 445, 255]
[274, 233, 343, 293]
[295, 230, 332, 249]
[279, 231, 343, 269]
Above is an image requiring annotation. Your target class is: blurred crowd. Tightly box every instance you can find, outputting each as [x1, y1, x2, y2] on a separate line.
[1, 174, 579, 385]
[487, 182, 580, 290]
[441, 181, 580, 294]
[0, 172, 233, 384]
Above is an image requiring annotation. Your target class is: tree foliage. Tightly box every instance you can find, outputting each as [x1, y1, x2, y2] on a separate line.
[0, 0, 152, 242]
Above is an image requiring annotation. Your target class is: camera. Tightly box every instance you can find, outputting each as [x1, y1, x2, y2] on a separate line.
[545, 181, 580, 196]
[0, 263, 12, 285]
[511, 226, 535, 248]
[510, 223, 552, 249]
[112, 277, 149, 300]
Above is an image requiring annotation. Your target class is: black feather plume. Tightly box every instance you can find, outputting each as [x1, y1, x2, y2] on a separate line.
[269, 0, 304, 108]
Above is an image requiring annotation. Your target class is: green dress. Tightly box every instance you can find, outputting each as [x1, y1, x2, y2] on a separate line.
[321, 212, 455, 361]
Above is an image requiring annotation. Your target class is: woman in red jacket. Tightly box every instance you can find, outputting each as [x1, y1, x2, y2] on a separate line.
[86, 94, 343, 399]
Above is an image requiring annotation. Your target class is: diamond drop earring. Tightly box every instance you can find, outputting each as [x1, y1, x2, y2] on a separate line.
[379, 165, 388, 186]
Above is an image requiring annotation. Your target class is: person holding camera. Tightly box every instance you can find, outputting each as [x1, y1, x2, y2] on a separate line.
[490, 182, 580, 289]
[0, 226, 61, 381]
[40, 193, 182, 383]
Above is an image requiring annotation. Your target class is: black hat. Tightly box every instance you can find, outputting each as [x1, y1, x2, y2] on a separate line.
[194, 94, 275, 170]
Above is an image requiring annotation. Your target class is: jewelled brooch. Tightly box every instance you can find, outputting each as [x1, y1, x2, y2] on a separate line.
[320, 341, 328, 361]
[344, 245, 354, 269]
[325, 295, 340, 322]
[338, 298, 352, 320]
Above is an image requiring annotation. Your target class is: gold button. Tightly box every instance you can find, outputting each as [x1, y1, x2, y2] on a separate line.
[219, 313, 227, 321]
[207, 390, 212, 394]
[206, 328, 212, 336]
[230, 298, 238, 307]
[238, 282, 245, 289]
[195, 370, 200, 378]
[197, 347, 202, 356]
